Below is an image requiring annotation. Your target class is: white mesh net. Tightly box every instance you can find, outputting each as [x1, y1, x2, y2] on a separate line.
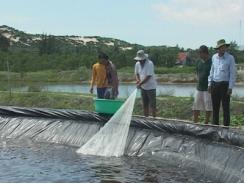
[76, 89, 137, 157]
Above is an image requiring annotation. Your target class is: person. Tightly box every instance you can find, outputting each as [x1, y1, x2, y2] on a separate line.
[192, 45, 212, 124]
[102, 54, 119, 99]
[89, 53, 108, 98]
[134, 50, 157, 117]
[208, 39, 236, 126]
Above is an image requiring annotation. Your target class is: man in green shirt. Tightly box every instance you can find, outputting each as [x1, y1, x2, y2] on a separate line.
[193, 45, 212, 124]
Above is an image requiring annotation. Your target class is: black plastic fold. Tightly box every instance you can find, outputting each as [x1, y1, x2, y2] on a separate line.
[0, 106, 243, 147]
[0, 106, 106, 122]
[0, 106, 243, 183]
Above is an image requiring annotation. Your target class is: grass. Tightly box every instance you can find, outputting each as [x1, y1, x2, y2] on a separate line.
[0, 66, 243, 83]
[118, 66, 196, 74]
[0, 68, 90, 82]
[154, 66, 196, 74]
[0, 91, 94, 110]
[117, 66, 198, 83]
[0, 91, 243, 127]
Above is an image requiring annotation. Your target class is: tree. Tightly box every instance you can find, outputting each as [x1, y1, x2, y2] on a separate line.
[0, 35, 10, 52]
[228, 41, 244, 63]
[38, 34, 58, 55]
[229, 41, 239, 51]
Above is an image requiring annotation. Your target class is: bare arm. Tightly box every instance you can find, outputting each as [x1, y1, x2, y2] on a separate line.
[90, 66, 96, 93]
[137, 75, 151, 89]
[135, 74, 140, 84]
[139, 75, 151, 86]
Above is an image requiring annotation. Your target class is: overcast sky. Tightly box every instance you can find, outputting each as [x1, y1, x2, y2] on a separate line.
[0, 0, 244, 49]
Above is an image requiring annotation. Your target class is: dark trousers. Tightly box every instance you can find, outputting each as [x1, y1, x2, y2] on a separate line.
[141, 89, 156, 109]
[211, 81, 230, 126]
[97, 87, 107, 99]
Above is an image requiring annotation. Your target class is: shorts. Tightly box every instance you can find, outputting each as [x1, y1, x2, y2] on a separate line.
[192, 90, 212, 111]
[141, 89, 156, 109]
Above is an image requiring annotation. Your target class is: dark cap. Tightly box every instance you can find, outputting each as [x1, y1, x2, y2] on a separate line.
[98, 52, 109, 60]
[199, 45, 209, 54]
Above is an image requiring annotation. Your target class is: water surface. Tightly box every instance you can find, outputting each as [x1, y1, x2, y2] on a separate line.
[0, 139, 213, 183]
[5, 82, 244, 98]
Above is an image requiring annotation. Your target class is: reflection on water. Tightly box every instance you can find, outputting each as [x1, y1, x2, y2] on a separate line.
[1, 81, 244, 98]
[0, 139, 213, 183]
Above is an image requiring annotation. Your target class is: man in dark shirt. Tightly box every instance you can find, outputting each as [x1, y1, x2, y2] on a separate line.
[193, 45, 212, 124]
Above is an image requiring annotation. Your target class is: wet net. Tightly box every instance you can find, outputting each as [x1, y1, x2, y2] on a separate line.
[76, 89, 137, 157]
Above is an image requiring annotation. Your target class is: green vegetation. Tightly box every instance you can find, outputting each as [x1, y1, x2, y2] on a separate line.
[0, 91, 94, 110]
[0, 26, 243, 75]
[0, 26, 243, 128]
[0, 91, 243, 127]
[118, 66, 196, 74]
[1, 66, 243, 83]
[155, 66, 196, 74]
[0, 67, 197, 83]
[0, 68, 90, 82]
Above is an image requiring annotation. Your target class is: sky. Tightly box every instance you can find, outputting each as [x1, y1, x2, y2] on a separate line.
[0, 0, 244, 49]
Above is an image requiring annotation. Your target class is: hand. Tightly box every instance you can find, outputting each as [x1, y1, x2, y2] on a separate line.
[227, 89, 232, 96]
[89, 87, 93, 94]
[208, 86, 211, 94]
[136, 80, 140, 84]
[112, 88, 119, 97]
[137, 83, 142, 89]
[115, 90, 119, 96]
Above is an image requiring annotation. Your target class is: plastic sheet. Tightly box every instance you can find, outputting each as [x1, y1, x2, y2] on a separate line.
[0, 106, 243, 147]
[77, 89, 137, 157]
[0, 106, 243, 182]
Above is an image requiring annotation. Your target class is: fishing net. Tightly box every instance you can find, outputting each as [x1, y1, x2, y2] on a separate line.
[76, 89, 137, 157]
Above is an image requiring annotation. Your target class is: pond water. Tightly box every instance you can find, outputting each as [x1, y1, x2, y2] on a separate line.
[0, 139, 213, 183]
[4, 82, 244, 98]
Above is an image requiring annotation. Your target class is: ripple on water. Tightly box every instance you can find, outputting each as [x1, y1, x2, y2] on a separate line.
[0, 138, 214, 183]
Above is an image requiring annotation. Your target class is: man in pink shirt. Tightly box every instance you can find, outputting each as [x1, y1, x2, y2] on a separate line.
[99, 53, 119, 99]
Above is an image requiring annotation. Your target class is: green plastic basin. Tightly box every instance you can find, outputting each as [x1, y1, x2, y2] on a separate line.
[94, 98, 125, 114]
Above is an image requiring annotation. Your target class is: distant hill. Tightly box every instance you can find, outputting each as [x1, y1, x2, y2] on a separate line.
[0, 25, 141, 51]
[0, 25, 243, 72]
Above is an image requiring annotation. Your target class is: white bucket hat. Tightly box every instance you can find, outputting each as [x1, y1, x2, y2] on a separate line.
[134, 50, 148, 61]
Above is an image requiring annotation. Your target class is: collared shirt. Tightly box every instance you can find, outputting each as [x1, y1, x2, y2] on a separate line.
[106, 61, 119, 95]
[106, 61, 118, 86]
[208, 52, 236, 89]
[135, 59, 157, 90]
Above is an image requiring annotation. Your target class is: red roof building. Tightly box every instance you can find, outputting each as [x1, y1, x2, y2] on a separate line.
[177, 52, 187, 64]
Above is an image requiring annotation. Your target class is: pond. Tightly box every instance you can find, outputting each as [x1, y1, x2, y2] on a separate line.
[0, 138, 214, 183]
[4, 82, 244, 98]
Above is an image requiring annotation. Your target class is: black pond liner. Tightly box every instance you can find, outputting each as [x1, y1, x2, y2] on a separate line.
[0, 106, 243, 183]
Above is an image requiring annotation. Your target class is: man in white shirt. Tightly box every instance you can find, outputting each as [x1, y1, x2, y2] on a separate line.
[134, 50, 157, 117]
[208, 39, 236, 126]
